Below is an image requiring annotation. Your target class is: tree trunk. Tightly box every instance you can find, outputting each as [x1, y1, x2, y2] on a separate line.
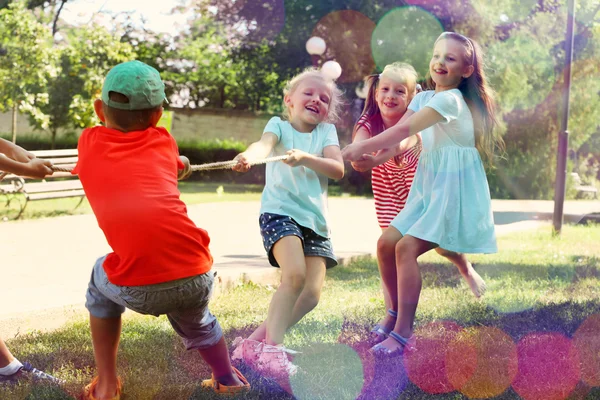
[52, 0, 67, 36]
[11, 103, 17, 143]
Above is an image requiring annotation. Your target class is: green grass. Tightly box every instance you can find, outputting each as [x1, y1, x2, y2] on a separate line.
[0, 182, 353, 221]
[0, 182, 264, 221]
[2, 224, 600, 399]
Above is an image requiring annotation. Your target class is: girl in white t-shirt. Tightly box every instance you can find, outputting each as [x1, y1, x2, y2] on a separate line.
[231, 68, 344, 379]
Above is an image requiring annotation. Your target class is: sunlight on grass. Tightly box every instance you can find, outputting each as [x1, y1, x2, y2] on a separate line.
[2, 224, 600, 399]
[0, 182, 263, 221]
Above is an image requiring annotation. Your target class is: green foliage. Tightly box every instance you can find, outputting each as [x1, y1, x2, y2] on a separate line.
[25, 24, 134, 147]
[0, 1, 52, 120]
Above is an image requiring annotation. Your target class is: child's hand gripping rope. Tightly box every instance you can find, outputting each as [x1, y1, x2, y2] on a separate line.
[0, 155, 290, 177]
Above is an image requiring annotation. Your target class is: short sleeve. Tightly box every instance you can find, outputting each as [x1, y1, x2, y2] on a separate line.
[263, 117, 283, 140]
[169, 134, 184, 169]
[71, 128, 89, 175]
[408, 91, 427, 113]
[424, 90, 462, 123]
[322, 124, 339, 148]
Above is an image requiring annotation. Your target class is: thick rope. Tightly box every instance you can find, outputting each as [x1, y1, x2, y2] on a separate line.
[190, 155, 288, 171]
[45, 155, 289, 174]
[51, 165, 74, 173]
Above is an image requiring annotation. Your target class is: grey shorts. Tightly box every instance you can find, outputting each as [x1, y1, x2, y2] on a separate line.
[85, 255, 222, 350]
[259, 213, 338, 269]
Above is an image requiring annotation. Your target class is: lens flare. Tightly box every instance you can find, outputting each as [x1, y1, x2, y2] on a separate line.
[403, 321, 463, 394]
[446, 326, 518, 398]
[371, 6, 443, 78]
[311, 10, 376, 83]
[513, 332, 580, 400]
[290, 342, 364, 400]
[574, 314, 600, 387]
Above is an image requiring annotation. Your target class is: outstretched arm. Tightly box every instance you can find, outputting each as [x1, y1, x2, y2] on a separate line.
[0, 138, 53, 178]
[232, 132, 278, 173]
[342, 107, 443, 161]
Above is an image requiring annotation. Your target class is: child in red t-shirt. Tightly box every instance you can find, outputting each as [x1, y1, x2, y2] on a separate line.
[73, 61, 249, 399]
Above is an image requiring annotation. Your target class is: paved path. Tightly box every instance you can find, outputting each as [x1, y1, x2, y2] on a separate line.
[0, 198, 598, 338]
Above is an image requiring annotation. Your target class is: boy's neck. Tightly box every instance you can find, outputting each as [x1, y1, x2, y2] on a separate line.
[289, 118, 317, 133]
[103, 122, 155, 133]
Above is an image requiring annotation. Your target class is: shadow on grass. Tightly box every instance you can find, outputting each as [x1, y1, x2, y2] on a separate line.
[337, 300, 600, 400]
[327, 257, 600, 291]
[3, 299, 600, 400]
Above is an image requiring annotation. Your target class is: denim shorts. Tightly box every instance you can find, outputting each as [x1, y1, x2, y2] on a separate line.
[85, 255, 222, 350]
[259, 213, 337, 269]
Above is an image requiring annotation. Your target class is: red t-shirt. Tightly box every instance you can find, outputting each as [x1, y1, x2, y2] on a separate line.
[73, 126, 212, 286]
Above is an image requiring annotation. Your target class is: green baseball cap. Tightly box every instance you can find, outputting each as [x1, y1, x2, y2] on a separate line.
[102, 60, 167, 110]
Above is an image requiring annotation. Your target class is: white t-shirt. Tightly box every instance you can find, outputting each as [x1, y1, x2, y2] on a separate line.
[259, 117, 340, 238]
[408, 89, 475, 152]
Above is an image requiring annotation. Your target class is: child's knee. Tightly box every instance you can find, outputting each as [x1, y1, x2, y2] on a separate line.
[377, 235, 397, 255]
[394, 240, 415, 263]
[281, 270, 306, 293]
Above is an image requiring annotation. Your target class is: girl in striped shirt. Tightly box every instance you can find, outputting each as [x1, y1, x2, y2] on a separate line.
[351, 62, 486, 344]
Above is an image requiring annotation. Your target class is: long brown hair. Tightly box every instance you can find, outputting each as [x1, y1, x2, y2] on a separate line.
[425, 32, 505, 167]
[353, 62, 418, 140]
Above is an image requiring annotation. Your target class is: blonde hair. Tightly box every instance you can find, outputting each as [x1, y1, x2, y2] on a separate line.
[353, 62, 418, 139]
[380, 62, 418, 95]
[281, 67, 344, 123]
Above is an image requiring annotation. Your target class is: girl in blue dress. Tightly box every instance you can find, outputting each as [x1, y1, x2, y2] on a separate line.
[342, 32, 505, 355]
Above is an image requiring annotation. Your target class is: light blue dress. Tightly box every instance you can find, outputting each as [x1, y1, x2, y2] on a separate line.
[390, 89, 497, 253]
[260, 117, 340, 238]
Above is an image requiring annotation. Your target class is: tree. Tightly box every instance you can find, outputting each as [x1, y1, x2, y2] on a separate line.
[1, 0, 69, 36]
[0, 0, 52, 142]
[26, 24, 134, 148]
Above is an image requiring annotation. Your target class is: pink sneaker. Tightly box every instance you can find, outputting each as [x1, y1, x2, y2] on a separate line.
[254, 344, 299, 378]
[231, 337, 264, 365]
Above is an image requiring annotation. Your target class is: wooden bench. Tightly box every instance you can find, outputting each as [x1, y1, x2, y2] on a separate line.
[0, 149, 85, 219]
[571, 172, 598, 199]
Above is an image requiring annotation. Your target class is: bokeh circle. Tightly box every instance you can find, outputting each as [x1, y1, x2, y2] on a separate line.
[311, 10, 376, 83]
[290, 342, 364, 400]
[403, 321, 464, 394]
[371, 6, 443, 78]
[446, 326, 518, 398]
[573, 314, 600, 387]
[513, 332, 580, 400]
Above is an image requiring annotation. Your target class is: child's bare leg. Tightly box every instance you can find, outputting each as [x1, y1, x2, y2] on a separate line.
[247, 258, 325, 342]
[378, 228, 393, 320]
[287, 256, 326, 327]
[0, 337, 15, 368]
[89, 315, 121, 399]
[265, 236, 307, 346]
[378, 236, 435, 351]
[435, 248, 486, 298]
[375, 227, 404, 331]
[198, 336, 243, 386]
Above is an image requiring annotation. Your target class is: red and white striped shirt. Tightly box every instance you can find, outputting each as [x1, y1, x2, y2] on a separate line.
[356, 115, 422, 229]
